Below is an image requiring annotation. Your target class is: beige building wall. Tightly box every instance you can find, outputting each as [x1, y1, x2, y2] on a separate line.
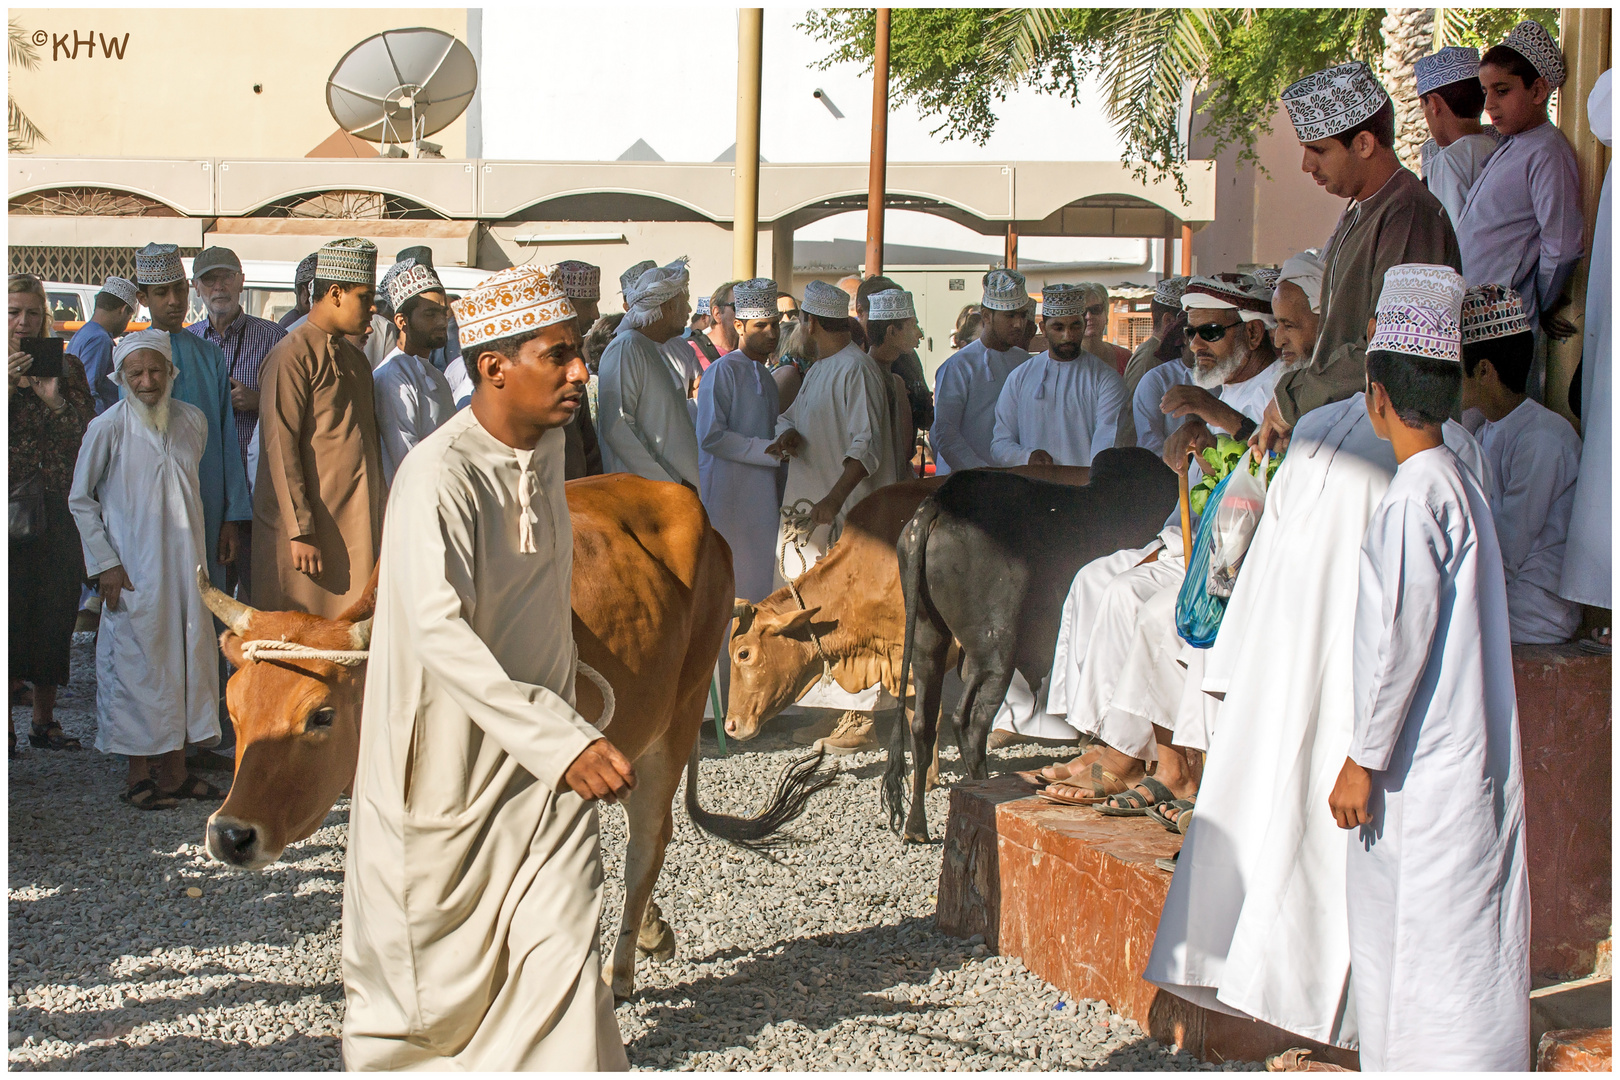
[8, 9, 469, 160]
[1190, 104, 1345, 273]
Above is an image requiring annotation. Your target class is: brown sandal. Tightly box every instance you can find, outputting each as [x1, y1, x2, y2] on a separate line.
[29, 723, 82, 751]
[165, 773, 224, 801]
[1036, 763, 1131, 806]
[1018, 748, 1103, 788]
[121, 779, 179, 812]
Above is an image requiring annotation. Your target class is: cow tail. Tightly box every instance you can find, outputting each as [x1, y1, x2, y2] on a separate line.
[882, 496, 936, 834]
[684, 736, 837, 853]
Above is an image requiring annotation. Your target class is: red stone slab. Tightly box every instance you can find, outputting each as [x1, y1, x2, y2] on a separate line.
[1536, 1027, 1612, 1071]
[936, 646, 1610, 1065]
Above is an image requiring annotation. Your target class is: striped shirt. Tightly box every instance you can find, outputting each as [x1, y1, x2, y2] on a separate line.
[187, 309, 287, 463]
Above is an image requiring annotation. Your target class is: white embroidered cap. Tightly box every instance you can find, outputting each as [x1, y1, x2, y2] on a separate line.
[453, 264, 577, 349]
[385, 260, 443, 311]
[1499, 20, 1565, 89]
[695, 296, 711, 316]
[801, 279, 852, 320]
[1153, 276, 1190, 308]
[1415, 46, 1482, 96]
[293, 252, 319, 287]
[1277, 250, 1326, 314]
[732, 278, 780, 320]
[1248, 267, 1281, 294]
[1369, 263, 1467, 362]
[554, 260, 601, 301]
[100, 276, 139, 311]
[134, 243, 186, 286]
[866, 288, 916, 321]
[981, 268, 1031, 312]
[1461, 283, 1532, 343]
[1038, 283, 1087, 318]
[1282, 61, 1390, 143]
[315, 238, 378, 286]
[619, 260, 657, 298]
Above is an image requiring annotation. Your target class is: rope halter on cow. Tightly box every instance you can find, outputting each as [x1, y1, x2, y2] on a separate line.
[776, 499, 836, 689]
[235, 640, 618, 732]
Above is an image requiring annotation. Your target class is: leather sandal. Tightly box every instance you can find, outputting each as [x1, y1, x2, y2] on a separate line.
[165, 773, 224, 801]
[29, 723, 82, 751]
[1036, 763, 1131, 806]
[121, 779, 179, 812]
[1096, 775, 1177, 816]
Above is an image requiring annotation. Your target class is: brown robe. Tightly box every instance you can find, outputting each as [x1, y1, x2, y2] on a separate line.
[251, 321, 384, 617]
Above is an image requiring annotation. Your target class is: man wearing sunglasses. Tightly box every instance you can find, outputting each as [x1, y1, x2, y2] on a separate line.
[1158, 277, 1283, 477]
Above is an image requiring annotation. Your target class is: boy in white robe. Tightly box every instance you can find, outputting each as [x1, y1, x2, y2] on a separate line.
[372, 261, 457, 487]
[68, 329, 222, 811]
[697, 278, 786, 602]
[342, 265, 631, 1071]
[1330, 266, 1529, 1070]
[597, 259, 701, 488]
[1460, 283, 1582, 643]
[1413, 47, 1499, 225]
[990, 283, 1127, 467]
[928, 270, 1032, 474]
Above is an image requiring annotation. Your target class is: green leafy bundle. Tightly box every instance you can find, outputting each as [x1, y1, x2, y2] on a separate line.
[1189, 436, 1280, 517]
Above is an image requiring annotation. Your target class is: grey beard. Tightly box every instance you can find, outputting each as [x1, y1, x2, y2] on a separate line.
[127, 393, 171, 435]
[1194, 335, 1250, 389]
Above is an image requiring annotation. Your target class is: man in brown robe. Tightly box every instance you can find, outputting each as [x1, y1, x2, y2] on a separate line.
[252, 237, 385, 618]
[1255, 60, 1461, 452]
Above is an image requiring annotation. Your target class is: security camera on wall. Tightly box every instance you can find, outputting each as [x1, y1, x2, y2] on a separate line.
[813, 88, 845, 119]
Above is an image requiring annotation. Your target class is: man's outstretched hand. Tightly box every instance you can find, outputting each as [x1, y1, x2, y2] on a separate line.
[564, 738, 637, 804]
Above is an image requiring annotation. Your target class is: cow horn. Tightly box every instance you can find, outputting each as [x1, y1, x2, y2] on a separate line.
[349, 618, 373, 651]
[733, 598, 755, 620]
[196, 565, 258, 635]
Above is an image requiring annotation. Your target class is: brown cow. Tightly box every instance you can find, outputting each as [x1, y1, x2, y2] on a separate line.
[198, 474, 831, 1001]
[725, 465, 1091, 740]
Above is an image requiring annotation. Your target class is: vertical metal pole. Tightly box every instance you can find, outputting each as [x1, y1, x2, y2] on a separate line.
[1004, 222, 1019, 270]
[865, 8, 891, 278]
[733, 9, 765, 280]
[1181, 224, 1193, 277]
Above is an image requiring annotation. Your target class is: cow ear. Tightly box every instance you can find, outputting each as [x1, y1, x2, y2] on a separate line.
[773, 605, 823, 637]
[219, 630, 247, 670]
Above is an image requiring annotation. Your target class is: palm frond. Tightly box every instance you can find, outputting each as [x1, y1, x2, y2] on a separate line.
[1098, 8, 1234, 161]
[9, 21, 41, 70]
[982, 8, 1085, 77]
[9, 96, 47, 150]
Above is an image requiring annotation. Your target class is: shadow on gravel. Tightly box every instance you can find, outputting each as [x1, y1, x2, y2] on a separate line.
[622, 915, 977, 1060]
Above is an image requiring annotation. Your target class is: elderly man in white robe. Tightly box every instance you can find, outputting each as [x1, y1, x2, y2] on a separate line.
[696, 278, 786, 603]
[68, 328, 222, 812]
[929, 270, 1032, 474]
[342, 264, 631, 1071]
[1328, 264, 1529, 1071]
[372, 260, 456, 487]
[1144, 265, 1493, 1054]
[597, 258, 701, 488]
[767, 279, 899, 752]
[990, 283, 1128, 467]
[1030, 276, 1283, 797]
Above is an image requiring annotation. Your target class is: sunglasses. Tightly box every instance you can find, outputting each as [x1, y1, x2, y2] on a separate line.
[1189, 319, 1242, 343]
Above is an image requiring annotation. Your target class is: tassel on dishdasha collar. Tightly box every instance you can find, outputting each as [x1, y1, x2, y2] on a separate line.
[517, 464, 540, 554]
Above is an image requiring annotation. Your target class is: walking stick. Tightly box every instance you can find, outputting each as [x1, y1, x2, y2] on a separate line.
[1179, 451, 1195, 564]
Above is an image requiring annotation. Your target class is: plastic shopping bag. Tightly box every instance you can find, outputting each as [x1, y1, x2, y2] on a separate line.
[1175, 468, 1236, 649]
[1206, 449, 1270, 599]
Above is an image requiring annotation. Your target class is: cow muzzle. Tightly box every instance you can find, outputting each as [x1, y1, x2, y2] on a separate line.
[205, 813, 279, 871]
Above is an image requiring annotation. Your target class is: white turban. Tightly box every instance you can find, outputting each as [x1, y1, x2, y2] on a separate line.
[110, 328, 176, 385]
[622, 258, 691, 330]
[1278, 249, 1326, 314]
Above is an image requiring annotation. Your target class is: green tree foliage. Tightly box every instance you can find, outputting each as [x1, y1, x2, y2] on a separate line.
[802, 7, 1558, 191]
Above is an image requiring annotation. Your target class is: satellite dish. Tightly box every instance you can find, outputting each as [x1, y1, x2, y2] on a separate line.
[326, 27, 477, 158]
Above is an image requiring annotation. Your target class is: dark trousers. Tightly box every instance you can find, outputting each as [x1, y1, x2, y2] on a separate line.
[9, 494, 84, 688]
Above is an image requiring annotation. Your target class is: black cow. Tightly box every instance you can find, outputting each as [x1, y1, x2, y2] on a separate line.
[883, 448, 1181, 842]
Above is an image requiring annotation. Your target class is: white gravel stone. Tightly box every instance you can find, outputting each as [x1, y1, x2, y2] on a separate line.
[9, 638, 1259, 1071]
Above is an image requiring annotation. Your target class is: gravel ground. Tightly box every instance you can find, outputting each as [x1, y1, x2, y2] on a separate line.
[9, 636, 1256, 1071]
